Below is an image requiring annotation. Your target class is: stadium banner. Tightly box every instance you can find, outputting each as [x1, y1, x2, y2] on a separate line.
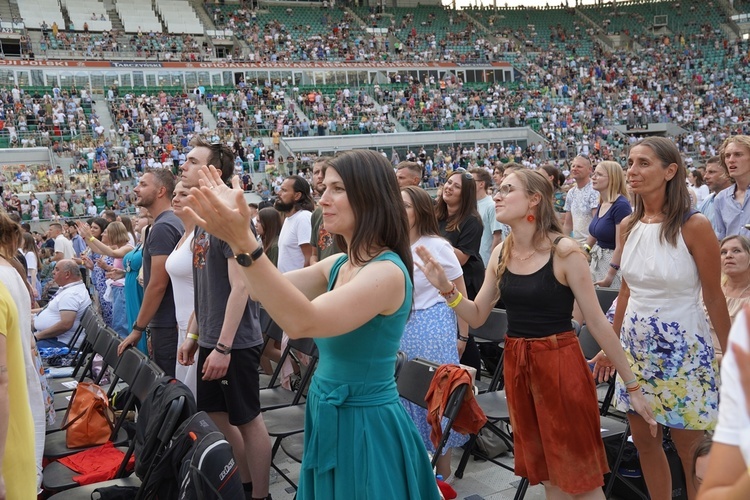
[0, 60, 511, 70]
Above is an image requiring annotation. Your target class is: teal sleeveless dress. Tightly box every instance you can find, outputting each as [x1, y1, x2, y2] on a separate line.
[298, 252, 441, 499]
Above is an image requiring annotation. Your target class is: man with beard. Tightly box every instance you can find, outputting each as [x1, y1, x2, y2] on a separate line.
[275, 175, 314, 272]
[177, 137, 272, 500]
[309, 157, 341, 264]
[117, 169, 184, 376]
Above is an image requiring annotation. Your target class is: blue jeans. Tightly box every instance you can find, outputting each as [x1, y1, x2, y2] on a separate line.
[111, 285, 129, 339]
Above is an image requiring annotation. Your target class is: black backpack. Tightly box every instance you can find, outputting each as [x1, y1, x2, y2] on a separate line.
[147, 411, 244, 500]
[134, 377, 197, 481]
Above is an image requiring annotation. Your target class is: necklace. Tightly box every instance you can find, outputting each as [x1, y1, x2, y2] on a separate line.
[643, 211, 665, 223]
[725, 282, 750, 298]
[512, 249, 536, 261]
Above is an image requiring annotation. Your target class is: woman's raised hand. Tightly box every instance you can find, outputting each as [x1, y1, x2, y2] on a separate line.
[415, 245, 452, 292]
[183, 165, 256, 251]
[77, 221, 91, 239]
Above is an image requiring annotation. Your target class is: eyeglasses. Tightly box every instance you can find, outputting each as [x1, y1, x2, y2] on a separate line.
[495, 184, 516, 198]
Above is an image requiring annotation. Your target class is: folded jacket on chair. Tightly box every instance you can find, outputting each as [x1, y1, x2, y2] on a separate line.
[58, 441, 135, 485]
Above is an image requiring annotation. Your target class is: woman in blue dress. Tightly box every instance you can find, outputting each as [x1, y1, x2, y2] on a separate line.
[81, 217, 113, 327]
[400, 185, 469, 481]
[181, 150, 441, 499]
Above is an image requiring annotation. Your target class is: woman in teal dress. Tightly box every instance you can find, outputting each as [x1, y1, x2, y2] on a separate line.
[179, 150, 441, 499]
[122, 209, 151, 354]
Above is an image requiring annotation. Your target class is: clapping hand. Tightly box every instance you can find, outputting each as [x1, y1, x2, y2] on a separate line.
[76, 221, 92, 239]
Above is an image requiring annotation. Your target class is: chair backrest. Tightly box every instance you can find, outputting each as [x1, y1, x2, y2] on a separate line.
[577, 325, 601, 360]
[113, 345, 147, 388]
[469, 308, 508, 343]
[596, 287, 619, 314]
[397, 358, 439, 410]
[266, 320, 284, 343]
[100, 328, 125, 371]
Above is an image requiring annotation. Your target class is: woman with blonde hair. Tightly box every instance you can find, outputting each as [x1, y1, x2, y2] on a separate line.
[585, 160, 631, 288]
[77, 220, 133, 338]
[417, 168, 656, 497]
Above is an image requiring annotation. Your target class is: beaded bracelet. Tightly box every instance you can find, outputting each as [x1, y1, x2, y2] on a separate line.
[447, 292, 463, 308]
[438, 281, 457, 298]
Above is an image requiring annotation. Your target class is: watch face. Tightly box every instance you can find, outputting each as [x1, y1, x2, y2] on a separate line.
[235, 253, 253, 267]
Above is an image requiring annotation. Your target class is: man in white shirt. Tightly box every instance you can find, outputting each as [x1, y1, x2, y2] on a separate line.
[48, 222, 75, 262]
[470, 167, 505, 265]
[563, 155, 599, 244]
[33, 260, 91, 348]
[275, 175, 314, 273]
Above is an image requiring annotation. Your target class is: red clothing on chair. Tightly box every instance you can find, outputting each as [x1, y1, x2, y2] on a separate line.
[425, 364, 487, 448]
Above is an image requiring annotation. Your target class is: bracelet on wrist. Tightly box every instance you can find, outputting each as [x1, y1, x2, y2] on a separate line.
[626, 383, 641, 393]
[438, 281, 457, 298]
[447, 291, 463, 308]
[609, 262, 620, 271]
[215, 342, 232, 355]
[132, 323, 146, 332]
[89, 236, 96, 242]
[457, 334, 469, 342]
[583, 244, 592, 253]
[187, 333, 199, 341]
[622, 377, 637, 386]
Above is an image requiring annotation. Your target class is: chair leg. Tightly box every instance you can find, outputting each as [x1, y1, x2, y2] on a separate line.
[604, 423, 631, 498]
[455, 434, 478, 479]
[514, 477, 529, 500]
[271, 462, 297, 491]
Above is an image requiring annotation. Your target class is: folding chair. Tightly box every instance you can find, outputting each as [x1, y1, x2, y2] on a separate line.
[259, 315, 285, 390]
[51, 327, 125, 413]
[260, 336, 318, 412]
[47, 310, 104, 395]
[470, 308, 509, 393]
[47, 378, 192, 499]
[44, 347, 147, 460]
[578, 325, 617, 416]
[397, 358, 469, 469]
[596, 287, 619, 314]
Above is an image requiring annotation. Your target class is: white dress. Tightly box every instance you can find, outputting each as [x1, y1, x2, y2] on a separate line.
[165, 232, 197, 396]
[616, 221, 718, 429]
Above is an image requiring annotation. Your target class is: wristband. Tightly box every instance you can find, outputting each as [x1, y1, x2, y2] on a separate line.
[609, 262, 621, 271]
[215, 342, 232, 355]
[622, 377, 637, 386]
[89, 236, 96, 242]
[447, 291, 463, 308]
[583, 244, 592, 253]
[132, 323, 146, 332]
[187, 333, 199, 341]
[457, 334, 469, 342]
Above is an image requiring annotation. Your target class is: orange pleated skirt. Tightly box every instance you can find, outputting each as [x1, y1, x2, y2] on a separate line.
[504, 331, 609, 495]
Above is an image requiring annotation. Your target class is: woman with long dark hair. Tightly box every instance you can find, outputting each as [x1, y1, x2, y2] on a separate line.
[22, 232, 42, 299]
[81, 217, 113, 326]
[400, 185, 469, 481]
[416, 168, 656, 498]
[256, 207, 283, 267]
[179, 150, 441, 499]
[435, 170, 484, 372]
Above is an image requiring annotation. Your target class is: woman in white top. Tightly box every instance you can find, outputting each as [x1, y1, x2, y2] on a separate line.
[698, 306, 750, 499]
[165, 182, 197, 395]
[22, 233, 41, 299]
[399, 186, 470, 480]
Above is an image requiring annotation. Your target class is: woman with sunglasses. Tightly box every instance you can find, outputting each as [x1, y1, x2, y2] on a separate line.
[435, 170, 484, 372]
[417, 168, 656, 498]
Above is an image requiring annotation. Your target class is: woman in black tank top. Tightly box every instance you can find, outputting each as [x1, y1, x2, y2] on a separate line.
[416, 168, 657, 498]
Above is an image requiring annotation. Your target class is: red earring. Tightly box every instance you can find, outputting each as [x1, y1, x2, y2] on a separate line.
[527, 214, 535, 223]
